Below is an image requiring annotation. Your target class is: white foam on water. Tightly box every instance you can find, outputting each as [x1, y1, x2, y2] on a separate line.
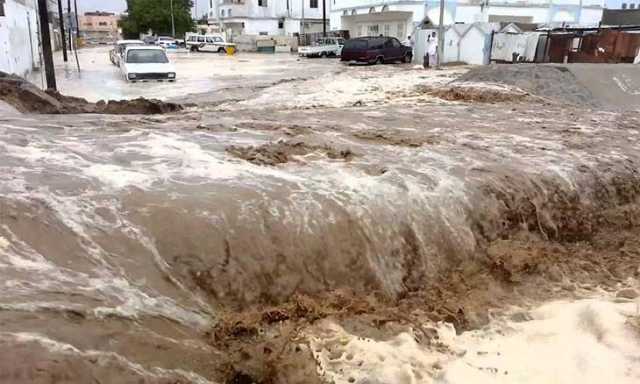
[310, 298, 640, 384]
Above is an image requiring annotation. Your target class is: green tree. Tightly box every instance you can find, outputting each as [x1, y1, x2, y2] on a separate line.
[120, 0, 195, 38]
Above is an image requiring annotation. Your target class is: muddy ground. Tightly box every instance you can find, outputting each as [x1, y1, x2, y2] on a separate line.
[1, 60, 640, 383]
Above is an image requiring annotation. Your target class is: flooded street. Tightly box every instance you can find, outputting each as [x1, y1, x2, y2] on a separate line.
[27, 47, 343, 103]
[2, 50, 640, 383]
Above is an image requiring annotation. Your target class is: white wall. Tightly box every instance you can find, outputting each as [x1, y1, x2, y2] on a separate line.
[242, 18, 280, 34]
[459, 27, 490, 64]
[0, 0, 40, 77]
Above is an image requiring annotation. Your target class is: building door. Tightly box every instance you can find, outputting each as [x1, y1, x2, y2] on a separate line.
[396, 23, 405, 39]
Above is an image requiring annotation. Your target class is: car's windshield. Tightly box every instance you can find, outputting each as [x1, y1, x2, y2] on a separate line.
[126, 49, 169, 64]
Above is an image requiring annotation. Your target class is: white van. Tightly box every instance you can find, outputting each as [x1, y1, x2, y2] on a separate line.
[185, 33, 235, 53]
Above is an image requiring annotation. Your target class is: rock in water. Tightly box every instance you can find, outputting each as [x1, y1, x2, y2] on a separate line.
[616, 288, 639, 300]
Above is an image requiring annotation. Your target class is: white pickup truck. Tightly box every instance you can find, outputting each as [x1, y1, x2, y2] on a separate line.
[299, 37, 345, 58]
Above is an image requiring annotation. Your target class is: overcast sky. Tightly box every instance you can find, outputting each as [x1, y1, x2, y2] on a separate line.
[77, 0, 209, 18]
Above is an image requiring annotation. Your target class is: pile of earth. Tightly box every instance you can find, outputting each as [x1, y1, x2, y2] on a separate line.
[226, 140, 355, 166]
[454, 64, 598, 106]
[419, 82, 531, 103]
[0, 71, 182, 114]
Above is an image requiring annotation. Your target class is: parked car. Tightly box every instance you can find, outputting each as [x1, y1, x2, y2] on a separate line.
[119, 46, 176, 83]
[143, 35, 157, 45]
[298, 37, 345, 58]
[156, 36, 178, 49]
[109, 39, 145, 66]
[340, 36, 413, 64]
[185, 33, 235, 53]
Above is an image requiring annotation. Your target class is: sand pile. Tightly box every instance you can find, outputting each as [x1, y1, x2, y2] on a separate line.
[455, 65, 598, 106]
[0, 72, 182, 114]
[422, 82, 531, 103]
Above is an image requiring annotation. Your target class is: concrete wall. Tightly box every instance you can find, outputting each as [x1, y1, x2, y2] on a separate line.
[0, 0, 40, 77]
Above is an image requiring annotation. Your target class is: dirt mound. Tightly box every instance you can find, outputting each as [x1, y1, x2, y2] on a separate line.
[0, 72, 182, 114]
[455, 65, 598, 106]
[423, 83, 531, 103]
[353, 130, 438, 147]
[226, 141, 355, 166]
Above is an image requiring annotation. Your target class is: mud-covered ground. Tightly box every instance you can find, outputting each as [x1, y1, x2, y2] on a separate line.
[2, 57, 640, 383]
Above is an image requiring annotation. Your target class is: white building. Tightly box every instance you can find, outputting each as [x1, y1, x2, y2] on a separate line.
[0, 0, 40, 77]
[208, 0, 329, 37]
[330, 0, 606, 40]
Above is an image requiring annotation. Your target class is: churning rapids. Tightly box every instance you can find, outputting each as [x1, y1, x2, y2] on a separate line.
[1, 66, 640, 383]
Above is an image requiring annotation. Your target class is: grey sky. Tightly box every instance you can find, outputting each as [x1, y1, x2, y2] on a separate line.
[77, 0, 209, 17]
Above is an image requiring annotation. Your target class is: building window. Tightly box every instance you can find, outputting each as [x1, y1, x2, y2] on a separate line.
[310, 0, 318, 8]
[258, 0, 267, 6]
[368, 24, 379, 35]
[0, 0, 5, 17]
[221, 9, 225, 16]
[278, 19, 284, 28]
[622, 3, 627, 8]
[384, 23, 390, 36]
[631, 3, 637, 8]
[259, 31, 268, 35]
[98, 22, 108, 26]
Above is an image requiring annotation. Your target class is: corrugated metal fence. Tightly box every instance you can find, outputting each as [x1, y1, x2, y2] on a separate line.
[490, 28, 640, 64]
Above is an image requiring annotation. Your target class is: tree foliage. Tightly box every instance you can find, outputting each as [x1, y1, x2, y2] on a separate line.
[120, 0, 195, 38]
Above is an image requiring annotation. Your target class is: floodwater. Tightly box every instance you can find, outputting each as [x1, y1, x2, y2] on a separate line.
[28, 47, 342, 102]
[4, 56, 640, 382]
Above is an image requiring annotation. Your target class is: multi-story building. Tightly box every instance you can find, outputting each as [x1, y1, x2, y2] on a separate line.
[606, 0, 640, 9]
[208, 0, 329, 37]
[330, 0, 606, 40]
[78, 11, 120, 44]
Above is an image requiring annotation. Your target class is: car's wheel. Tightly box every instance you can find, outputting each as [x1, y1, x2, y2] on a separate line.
[218, 47, 227, 54]
[375, 56, 384, 65]
[190, 45, 199, 52]
[320, 52, 327, 58]
[403, 53, 412, 63]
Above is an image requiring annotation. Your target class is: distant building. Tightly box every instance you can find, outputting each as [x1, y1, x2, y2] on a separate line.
[330, 0, 606, 40]
[207, 0, 328, 37]
[79, 11, 121, 44]
[605, 0, 640, 9]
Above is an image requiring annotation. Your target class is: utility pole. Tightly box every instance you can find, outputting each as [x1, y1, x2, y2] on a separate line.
[73, 0, 79, 37]
[301, 0, 305, 36]
[322, 0, 326, 36]
[37, 0, 57, 90]
[57, 0, 68, 62]
[170, 0, 176, 37]
[67, 0, 72, 50]
[436, 0, 445, 69]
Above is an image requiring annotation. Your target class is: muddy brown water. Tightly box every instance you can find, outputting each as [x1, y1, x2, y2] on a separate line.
[1, 98, 640, 382]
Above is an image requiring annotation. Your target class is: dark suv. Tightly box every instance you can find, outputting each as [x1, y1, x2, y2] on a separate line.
[340, 36, 413, 64]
